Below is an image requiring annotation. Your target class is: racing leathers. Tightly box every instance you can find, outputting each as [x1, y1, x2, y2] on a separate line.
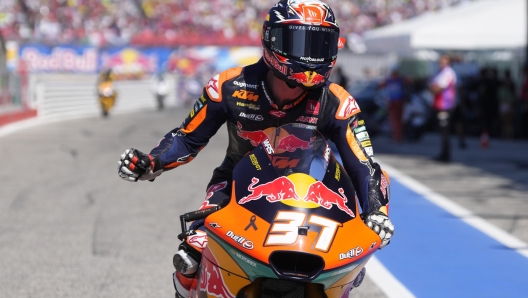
[146, 59, 390, 218]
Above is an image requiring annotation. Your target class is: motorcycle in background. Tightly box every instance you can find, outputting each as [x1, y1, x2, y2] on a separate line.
[177, 123, 382, 298]
[98, 81, 117, 117]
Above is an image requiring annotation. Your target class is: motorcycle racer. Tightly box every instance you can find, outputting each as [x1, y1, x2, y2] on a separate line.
[117, 1, 394, 296]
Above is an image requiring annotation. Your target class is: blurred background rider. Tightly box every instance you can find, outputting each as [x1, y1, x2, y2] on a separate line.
[96, 68, 118, 117]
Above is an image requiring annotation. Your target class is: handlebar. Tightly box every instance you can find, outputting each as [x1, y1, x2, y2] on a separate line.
[181, 205, 222, 222]
[178, 198, 229, 241]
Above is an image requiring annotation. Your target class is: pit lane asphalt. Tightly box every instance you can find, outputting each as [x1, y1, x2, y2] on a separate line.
[1, 106, 527, 297]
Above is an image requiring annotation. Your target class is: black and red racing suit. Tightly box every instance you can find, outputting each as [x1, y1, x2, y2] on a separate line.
[149, 59, 390, 215]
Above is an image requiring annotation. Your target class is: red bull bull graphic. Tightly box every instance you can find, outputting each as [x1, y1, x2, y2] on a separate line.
[288, 70, 325, 87]
[238, 177, 301, 204]
[276, 135, 315, 152]
[303, 181, 355, 217]
[236, 122, 268, 146]
[239, 176, 356, 218]
[102, 48, 157, 79]
[199, 251, 235, 298]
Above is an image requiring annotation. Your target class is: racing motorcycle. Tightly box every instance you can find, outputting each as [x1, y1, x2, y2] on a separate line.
[178, 123, 382, 298]
[98, 81, 117, 117]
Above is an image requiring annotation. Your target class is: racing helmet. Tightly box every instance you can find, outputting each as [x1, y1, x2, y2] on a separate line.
[262, 0, 343, 89]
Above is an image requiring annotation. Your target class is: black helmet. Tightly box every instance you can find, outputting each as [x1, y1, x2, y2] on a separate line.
[262, 0, 343, 89]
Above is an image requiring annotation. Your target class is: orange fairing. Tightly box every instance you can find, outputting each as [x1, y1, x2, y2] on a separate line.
[195, 241, 251, 298]
[204, 181, 381, 272]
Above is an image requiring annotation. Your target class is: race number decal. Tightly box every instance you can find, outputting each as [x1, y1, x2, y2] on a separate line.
[265, 212, 305, 245]
[265, 211, 341, 252]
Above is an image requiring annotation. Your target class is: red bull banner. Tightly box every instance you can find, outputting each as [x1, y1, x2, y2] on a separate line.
[100, 48, 157, 80]
[10, 44, 260, 78]
[18, 46, 97, 73]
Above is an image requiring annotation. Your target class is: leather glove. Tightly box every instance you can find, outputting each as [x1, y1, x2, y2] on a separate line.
[362, 210, 394, 249]
[117, 148, 162, 182]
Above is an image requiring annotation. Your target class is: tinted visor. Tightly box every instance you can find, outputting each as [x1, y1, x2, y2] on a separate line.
[268, 25, 339, 61]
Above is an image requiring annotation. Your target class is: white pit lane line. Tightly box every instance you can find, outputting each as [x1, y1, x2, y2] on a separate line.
[382, 163, 528, 259]
[366, 162, 528, 298]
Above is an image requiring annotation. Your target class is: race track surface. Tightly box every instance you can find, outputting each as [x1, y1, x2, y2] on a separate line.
[1, 107, 527, 297]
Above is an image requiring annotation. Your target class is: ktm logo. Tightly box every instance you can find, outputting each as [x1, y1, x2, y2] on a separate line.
[233, 90, 259, 101]
[272, 156, 300, 169]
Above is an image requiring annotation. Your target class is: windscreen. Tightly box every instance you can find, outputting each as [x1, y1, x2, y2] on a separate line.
[232, 123, 357, 224]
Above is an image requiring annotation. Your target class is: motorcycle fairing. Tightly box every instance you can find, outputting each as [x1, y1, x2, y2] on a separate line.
[206, 232, 278, 280]
[199, 124, 381, 294]
[195, 241, 250, 298]
[314, 254, 372, 288]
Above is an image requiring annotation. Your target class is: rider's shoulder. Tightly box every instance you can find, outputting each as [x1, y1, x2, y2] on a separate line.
[327, 82, 361, 120]
[205, 67, 244, 102]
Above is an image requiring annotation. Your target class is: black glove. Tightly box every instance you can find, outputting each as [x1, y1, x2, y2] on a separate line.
[117, 148, 162, 182]
[361, 210, 394, 249]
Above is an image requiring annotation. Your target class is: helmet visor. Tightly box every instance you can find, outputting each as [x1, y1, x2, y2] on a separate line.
[268, 25, 339, 61]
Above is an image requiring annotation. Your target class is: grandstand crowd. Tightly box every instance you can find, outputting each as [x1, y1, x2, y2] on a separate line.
[0, 0, 476, 47]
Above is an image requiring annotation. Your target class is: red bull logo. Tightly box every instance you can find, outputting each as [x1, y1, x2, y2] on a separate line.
[236, 122, 268, 146]
[276, 135, 315, 152]
[239, 176, 355, 217]
[288, 70, 325, 87]
[303, 182, 355, 217]
[199, 251, 234, 298]
[263, 50, 287, 75]
[239, 177, 300, 204]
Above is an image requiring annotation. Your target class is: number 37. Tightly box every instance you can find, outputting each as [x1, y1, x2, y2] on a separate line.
[265, 211, 341, 252]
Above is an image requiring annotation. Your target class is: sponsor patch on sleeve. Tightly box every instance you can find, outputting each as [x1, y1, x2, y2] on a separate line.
[356, 131, 370, 141]
[205, 67, 243, 102]
[206, 74, 220, 101]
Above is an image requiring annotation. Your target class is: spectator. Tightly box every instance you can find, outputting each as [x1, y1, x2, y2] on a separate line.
[332, 66, 349, 90]
[477, 67, 500, 147]
[379, 69, 406, 143]
[453, 75, 478, 149]
[150, 72, 169, 110]
[429, 55, 457, 162]
[497, 69, 516, 139]
[1, 0, 480, 47]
